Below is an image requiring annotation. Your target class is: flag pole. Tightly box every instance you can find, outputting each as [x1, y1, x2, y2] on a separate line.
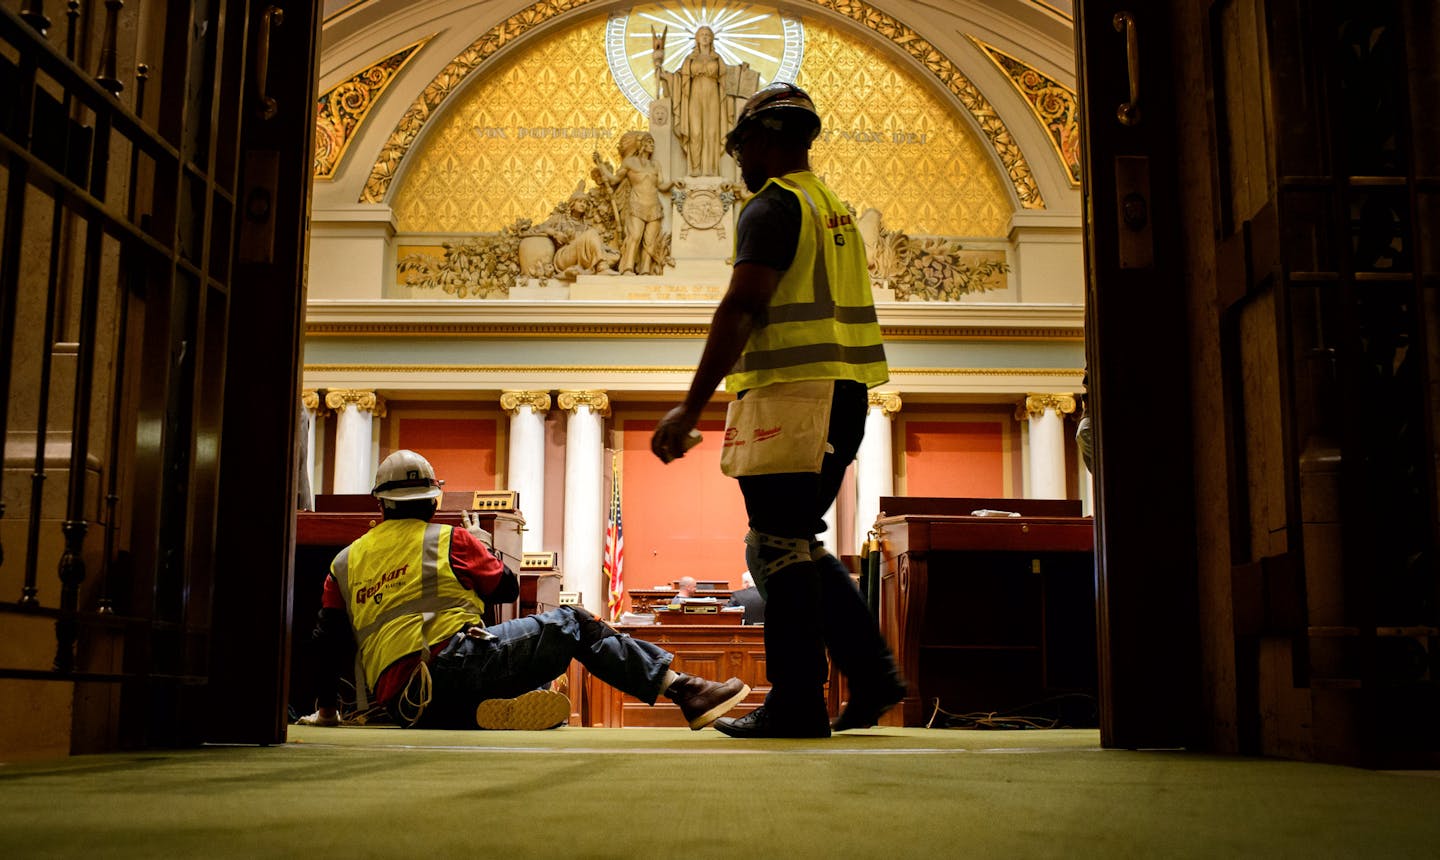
[606, 450, 625, 621]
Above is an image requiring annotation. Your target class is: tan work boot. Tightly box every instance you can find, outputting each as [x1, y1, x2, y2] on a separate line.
[475, 689, 571, 730]
[664, 674, 751, 729]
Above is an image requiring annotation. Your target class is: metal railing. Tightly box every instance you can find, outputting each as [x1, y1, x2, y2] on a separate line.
[0, 1, 210, 693]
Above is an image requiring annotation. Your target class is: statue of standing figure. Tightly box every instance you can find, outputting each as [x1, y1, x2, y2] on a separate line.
[592, 131, 681, 275]
[655, 25, 758, 177]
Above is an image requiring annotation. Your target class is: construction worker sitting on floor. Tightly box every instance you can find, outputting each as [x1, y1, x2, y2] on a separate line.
[298, 449, 749, 730]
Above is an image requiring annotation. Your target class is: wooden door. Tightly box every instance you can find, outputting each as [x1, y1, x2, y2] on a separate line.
[1207, 0, 1440, 764]
[0, 0, 319, 753]
[1075, 1, 1202, 749]
[208, 0, 321, 745]
[1079, 0, 1440, 762]
[1204, 0, 1302, 758]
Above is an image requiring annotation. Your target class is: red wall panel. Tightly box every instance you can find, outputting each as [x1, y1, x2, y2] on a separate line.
[395, 417, 499, 491]
[903, 419, 1006, 497]
[618, 417, 750, 590]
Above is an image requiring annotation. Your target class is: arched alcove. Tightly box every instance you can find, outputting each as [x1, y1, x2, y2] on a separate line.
[385, 9, 1015, 238]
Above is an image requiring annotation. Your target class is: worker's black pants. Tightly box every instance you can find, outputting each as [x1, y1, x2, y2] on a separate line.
[737, 380, 898, 722]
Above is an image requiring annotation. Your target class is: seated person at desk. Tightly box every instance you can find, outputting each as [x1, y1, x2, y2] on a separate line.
[726, 572, 765, 625]
[299, 450, 750, 730]
[674, 576, 698, 599]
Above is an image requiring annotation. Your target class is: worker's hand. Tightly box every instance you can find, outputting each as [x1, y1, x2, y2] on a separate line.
[460, 509, 494, 547]
[463, 623, 497, 641]
[296, 707, 341, 727]
[651, 405, 699, 464]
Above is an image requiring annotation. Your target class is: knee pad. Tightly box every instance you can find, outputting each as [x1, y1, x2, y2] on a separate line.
[744, 529, 812, 599]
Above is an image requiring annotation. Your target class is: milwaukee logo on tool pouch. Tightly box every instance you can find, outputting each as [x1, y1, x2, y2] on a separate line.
[753, 426, 783, 442]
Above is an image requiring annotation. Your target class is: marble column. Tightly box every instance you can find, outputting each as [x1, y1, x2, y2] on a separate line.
[854, 391, 901, 552]
[326, 389, 386, 495]
[559, 390, 609, 616]
[299, 390, 321, 510]
[501, 390, 551, 552]
[1017, 393, 1076, 500]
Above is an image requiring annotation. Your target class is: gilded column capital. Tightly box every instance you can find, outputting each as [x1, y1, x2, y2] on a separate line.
[325, 389, 387, 418]
[1015, 393, 1076, 422]
[557, 390, 610, 417]
[500, 390, 552, 416]
[301, 389, 321, 413]
[867, 391, 903, 415]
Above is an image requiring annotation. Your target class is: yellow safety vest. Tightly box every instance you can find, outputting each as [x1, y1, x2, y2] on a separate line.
[725, 171, 888, 393]
[330, 519, 485, 693]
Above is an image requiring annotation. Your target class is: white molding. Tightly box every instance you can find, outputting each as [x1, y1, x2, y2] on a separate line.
[304, 298, 1084, 330]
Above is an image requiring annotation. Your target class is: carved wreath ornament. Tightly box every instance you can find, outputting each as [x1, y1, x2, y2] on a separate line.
[678, 189, 725, 230]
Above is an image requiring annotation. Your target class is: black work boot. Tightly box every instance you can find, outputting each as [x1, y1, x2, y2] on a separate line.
[714, 703, 831, 739]
[832, 673, 907, 731]
[665, 674, 751, 729]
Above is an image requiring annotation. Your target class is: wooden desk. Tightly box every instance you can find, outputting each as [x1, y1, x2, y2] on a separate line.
[875, 513, 1097, 727]
[295, 502, 527, 619]
[654, 606, 745, 624]
[520, 572, 563, 618]
[583, 624, 768, 727]
[627, 588, 733, 613]
[299, 493, 525, 562]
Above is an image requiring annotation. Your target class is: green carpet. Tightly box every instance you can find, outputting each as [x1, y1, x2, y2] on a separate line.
[1, 727, 1437, 858]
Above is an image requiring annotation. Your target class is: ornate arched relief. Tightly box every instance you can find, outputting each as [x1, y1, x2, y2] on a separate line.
[314, 37, 431, 180]
[798, 20, 1013, 237]
[324, 0, 371, 21]
[388, 15, 648, 235]
[802, 0, 1044, 209]
[969, 36, 1080, 186]
[359, 0, 1046, 211]
[388, 13, 1012, 238]
[361, 0, 602, 204]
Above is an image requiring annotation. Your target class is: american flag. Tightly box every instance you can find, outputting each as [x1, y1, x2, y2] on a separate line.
[603, 453, 625, 621]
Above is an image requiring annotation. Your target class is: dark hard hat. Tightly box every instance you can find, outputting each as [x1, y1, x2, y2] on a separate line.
[724, 82, 821, 157]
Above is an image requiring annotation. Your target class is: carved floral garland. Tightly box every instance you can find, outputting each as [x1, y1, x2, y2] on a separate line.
[395, 181, 675, 297]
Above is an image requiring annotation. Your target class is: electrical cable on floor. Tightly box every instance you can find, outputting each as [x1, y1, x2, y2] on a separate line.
[335, 676, 396, 727]
[926, 692, 1098, 730]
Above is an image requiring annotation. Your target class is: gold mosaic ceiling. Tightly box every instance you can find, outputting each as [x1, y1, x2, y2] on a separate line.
[389, 12, 1014, 238]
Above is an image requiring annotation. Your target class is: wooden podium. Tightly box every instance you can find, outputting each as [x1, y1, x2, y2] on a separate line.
[627, 588, 734, 613]
[299, 489, 524, 551]
[582, 623, 767, 727]
[873, 497, 1097, 727]
[297, 491, 525, 555]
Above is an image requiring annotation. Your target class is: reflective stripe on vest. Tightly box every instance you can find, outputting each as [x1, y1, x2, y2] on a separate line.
[330, 524, 450, 646]
[330, 519, 485, 695]
[725, 172, 887, 392]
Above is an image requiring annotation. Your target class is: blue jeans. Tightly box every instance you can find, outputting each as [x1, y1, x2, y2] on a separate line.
[412, 606, 673, 728]
[736, 380, 897, 718]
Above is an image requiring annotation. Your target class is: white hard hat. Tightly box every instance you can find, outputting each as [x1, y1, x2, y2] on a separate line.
[372, 450, 443, 501]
